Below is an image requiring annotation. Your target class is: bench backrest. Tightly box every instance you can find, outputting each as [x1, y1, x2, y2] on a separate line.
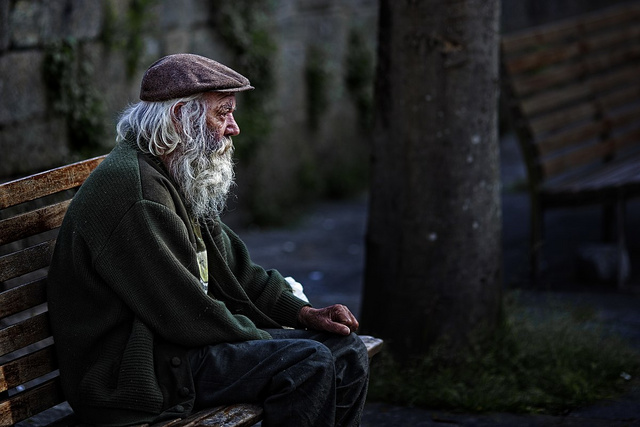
[501, 3, 640, 187]
[0, 156, 105, 425]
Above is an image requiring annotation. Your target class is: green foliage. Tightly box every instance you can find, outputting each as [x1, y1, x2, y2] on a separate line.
[43, 38, 106, 152]
[345, 28, 375, 131]
[101, 0, 157, 78]
[125, 0, 156, 77]
[305, 44, 331, 132]
[214, 0, 277, 161]
[368, 293, 640, 414]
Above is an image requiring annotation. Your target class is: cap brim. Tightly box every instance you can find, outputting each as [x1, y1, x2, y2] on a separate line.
[214, 85, 255, 93]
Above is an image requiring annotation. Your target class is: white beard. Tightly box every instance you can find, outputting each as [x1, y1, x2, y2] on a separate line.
[165, 129, 235, 221]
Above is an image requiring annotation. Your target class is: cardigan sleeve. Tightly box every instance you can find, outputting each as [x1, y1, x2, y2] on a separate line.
[94, 198, 272, 347]
[214, 222, 310, 328]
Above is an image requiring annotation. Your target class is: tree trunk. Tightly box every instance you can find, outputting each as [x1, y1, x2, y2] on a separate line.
[361, 0, 502, 359]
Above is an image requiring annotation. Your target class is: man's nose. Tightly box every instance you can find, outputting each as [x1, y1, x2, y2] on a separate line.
[225, 114, 240, 136]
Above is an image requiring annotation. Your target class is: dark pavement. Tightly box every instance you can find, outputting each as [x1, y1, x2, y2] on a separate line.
[236, 132, 640, 426]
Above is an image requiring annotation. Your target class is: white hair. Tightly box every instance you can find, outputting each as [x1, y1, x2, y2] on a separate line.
[116, 94, 213, 156]
[116, 94, 235, 220]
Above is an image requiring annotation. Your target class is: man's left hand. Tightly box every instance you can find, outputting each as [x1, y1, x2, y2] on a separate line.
[298, 305, 359, 336]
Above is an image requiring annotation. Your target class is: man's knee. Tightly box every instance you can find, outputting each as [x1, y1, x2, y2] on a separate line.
[333, 333, 369, 375]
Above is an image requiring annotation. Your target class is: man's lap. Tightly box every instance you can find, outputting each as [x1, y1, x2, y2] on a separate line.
[187, 329, 367, 407]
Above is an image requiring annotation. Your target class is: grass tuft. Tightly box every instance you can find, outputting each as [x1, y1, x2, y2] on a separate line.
[368, 292, 640, 414]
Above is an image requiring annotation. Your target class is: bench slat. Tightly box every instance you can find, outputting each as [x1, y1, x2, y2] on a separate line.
[0, 377, 65, 426]
[0, 240, 55, 283]
[520, 65, 639, 117]
[546, 153, 640, 194]
[0, 345, 57, 393]
[511, 45, 640, 97]
[0, 279, 47, 320]
[361, 334, 384, 358]
[529, 84, 640, 137]
[0, 200, 70, 246]
[162, 404, 264, 427]
[0, 312, 51, 358]
[505, 26, 638, 75]
[0, 156, 105, 210]
[504, 24, 640, 75]
[542, 127, 640, 178]
[501, 4, 640, 54]
[536, 107, 640, 156]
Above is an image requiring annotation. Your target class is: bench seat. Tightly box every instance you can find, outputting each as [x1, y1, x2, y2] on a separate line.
[501, 2, 640, 285]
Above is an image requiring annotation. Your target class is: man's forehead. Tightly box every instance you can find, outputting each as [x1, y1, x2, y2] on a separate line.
[205, 91, 236, 106]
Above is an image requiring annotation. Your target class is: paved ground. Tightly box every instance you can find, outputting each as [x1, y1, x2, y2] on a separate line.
[236, 132, 640, 426]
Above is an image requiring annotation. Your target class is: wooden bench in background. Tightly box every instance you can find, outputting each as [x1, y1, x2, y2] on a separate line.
[0, 156, 383, 426]
[500, 2, 640, 286]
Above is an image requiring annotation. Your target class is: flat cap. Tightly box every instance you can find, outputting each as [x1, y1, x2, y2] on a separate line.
[140, 53, 254, 101]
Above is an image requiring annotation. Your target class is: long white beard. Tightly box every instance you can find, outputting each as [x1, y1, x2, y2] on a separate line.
[165, 130, 235, 221]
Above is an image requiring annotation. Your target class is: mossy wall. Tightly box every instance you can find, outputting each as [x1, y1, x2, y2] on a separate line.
[1, 0, 624, 224]
[0, 0, 378, 225]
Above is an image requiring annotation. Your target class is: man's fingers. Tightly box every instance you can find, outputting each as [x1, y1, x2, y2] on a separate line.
[333, 305, 359, 332]
[299, 304, 360, 335]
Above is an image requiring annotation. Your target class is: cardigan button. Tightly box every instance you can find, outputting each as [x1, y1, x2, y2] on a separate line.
[178, 387, 190, 397]
[175, 405, 185, 413]
[171, 357, 182, 367]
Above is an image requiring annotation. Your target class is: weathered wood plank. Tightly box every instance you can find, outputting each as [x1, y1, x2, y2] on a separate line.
[528, 104, 596, 137]
[0, 156, 105, 210]
[0, 200, 69, 246]
[0, 378, 65, 426]
[511, 45, 640, 97]
[0, 240, 55, 283]
[544, 152, 640, 195]
[529, 85, 640, 137]
[501, 4, 640, 54]
[0, 345, 57, 393]
[541, 128, 640, 178]
[0, 312, 51, 358]
[0, 279, 47, 319]
[169, 404, 263, 427]
[503, 23, 640, 75]
[520, 65, 639, 117]
[361, 334, 384, 358]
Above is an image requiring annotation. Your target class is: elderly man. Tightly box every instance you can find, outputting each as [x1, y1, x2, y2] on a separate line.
[47, 53, 369, 427]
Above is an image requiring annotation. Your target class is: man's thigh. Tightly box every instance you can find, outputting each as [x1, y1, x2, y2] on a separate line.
[187, 330, 366, 407]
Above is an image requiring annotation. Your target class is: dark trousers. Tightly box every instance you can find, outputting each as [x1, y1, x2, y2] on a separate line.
[188, 329, 370, 427]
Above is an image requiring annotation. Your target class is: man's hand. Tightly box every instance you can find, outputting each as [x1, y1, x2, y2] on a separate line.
[298, 305, 359, 336]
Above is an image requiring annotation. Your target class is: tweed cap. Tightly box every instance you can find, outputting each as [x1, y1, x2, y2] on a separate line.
[140, 53, 254, 101]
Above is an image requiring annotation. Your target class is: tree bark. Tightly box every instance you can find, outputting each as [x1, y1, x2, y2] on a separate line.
[361, 0, 502, 359]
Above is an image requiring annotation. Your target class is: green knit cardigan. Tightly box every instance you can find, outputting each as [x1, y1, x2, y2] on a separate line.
[47, 139, 308, 426]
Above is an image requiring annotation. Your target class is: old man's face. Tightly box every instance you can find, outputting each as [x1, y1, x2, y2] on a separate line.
[164, 92, 240, 221]
[204, 92, 240, 142]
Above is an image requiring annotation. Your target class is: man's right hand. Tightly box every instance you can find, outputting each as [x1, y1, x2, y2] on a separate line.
[297, 305, 359, 336]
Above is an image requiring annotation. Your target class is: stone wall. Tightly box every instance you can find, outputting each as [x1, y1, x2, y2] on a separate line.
[1, 0, 630, 224]
[0, 0, 377, 225]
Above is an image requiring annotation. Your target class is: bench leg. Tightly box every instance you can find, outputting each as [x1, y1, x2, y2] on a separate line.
[616, 196, 628, 290]
[530, 196, 544, 283]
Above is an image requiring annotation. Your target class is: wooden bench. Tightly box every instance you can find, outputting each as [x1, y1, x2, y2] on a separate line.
[500, 2, 640, 286]
[0, 156, 383, 426]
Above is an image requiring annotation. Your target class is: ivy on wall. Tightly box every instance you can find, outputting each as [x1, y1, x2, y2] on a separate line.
[345, 27, 375, 131]
[213, 0, 277, 161]
[102, 0, 158, 78]
[304, 44, 331, 132]
[43, 37, 106, 152]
